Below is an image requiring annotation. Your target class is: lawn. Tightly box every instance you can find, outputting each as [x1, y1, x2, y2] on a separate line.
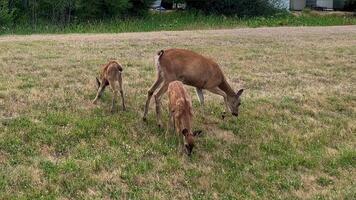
[0, 26, 355, 199]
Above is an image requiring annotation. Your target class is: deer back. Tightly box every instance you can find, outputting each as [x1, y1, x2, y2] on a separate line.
[158, 49, 225, 89]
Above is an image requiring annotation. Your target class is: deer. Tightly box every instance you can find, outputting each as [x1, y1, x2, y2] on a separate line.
[143, 48, 244, 127]
[167, 81, 201, 156]
[92, 60, 126, 112]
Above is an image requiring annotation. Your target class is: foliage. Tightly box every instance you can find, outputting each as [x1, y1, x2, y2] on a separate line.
[1, 0, 283, 28]
[128, 0, 155, 16]
[185, 0, 280, 17]
[76, 0, 132, 20]
[0, 0, 14, 26]
[344, 0, 356, 11]
[1, 0, 154, 27]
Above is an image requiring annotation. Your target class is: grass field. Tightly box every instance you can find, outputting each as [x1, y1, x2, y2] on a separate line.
[0, 26, 355, 199]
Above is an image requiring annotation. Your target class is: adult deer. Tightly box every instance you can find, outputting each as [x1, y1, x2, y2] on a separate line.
[143, 48, 244, 127]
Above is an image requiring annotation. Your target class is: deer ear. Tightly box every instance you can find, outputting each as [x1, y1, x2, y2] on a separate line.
[182, 128, 189, 136]
[95, 77, 101, 88]
[119, 64, 123, 72]
[236, 89, 244, 97]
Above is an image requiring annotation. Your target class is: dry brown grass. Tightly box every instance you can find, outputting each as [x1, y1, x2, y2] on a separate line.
[0, 26, 355, 199]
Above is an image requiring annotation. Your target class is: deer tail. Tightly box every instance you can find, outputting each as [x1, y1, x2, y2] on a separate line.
[157, 50, 164, 57]
[155, 50, 164, 70]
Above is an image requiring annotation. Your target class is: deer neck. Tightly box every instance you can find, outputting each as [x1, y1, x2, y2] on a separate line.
[219, 78, 236, 97]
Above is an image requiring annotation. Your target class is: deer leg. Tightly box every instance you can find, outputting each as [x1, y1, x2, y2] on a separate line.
[143, 73, 163, 121]
[95, 77, 101, 89]
[154, 82, 169, 128]
[118, 73, 126, 111]
[195, 88, 204, 105]
[173, 117, 176, 133]
[92, 82, 107, 104]
[166, 111, 174, 138]
[180, 134, 185, 155]
[207, 87, 230, 114]
[108, 80, 118, 113]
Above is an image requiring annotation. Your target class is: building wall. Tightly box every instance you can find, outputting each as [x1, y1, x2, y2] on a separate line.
[306, 0, 340, 9]
[306, 0, 317, 7]
[317, 0, 333, 8]
[290, 0, 306, 10]
[151, 0, 162, 8]
[279, 0, 291, 9]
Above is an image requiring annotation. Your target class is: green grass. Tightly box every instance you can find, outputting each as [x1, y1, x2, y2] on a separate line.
[1, 11, 356, 35]
[0, 26, 355, 199]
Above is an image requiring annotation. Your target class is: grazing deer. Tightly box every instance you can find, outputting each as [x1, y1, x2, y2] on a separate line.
[167, 81, 200, 156]
[143, 48, 244, 127]
[92, 61, 126, 112]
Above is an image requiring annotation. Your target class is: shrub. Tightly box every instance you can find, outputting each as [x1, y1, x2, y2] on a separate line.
[4, 0, 155, 26]
[0, 0, 14, 26]
[76, 0, 132, 20]
[128, 0, 155, 16]
[76, 0, 155, 20]
[185, 0, 280, 17]
[344, 0, 356, 11]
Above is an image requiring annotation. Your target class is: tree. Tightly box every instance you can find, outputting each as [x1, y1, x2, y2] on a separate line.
[344, 0, 356, 11]
[185, 0, 279, 17]
[129, 0, 155, 16]
[0, 0, 160, 27]
[0, 0, 14, 26]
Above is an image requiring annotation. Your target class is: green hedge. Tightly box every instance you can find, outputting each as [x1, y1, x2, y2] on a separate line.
[1, 0, 154, 27]
[185, 0, 280, 17]
[344, 0, 356, 11]
[0, 0, 14, 26]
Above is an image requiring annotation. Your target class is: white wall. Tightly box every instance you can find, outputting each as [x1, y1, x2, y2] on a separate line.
[151, 0, 162, 8]
[290, 0, 306, 10]
[278, 0, 291, 9]
[273, 0, 336, 10]
[317, 0, 333, 8]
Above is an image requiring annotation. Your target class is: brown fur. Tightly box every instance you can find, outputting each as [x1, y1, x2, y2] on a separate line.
[167, 81, 195, 155]
[92, 61, 126, 112]
[143, 48, 243, 127]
